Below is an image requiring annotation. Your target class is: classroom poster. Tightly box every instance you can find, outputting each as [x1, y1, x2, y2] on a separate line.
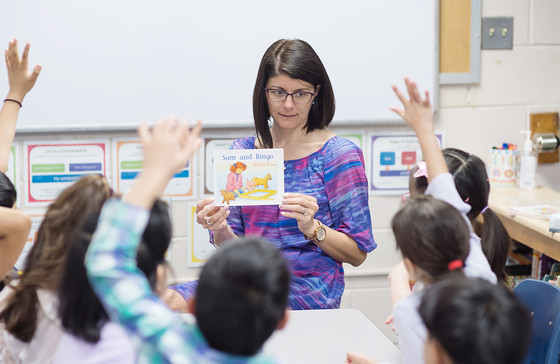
[187, 203, 216, 267]
[23, 140, 108, 206]
[14, 211, 44, 269]
[203, 138, 237, 195]
[113, 138, 194, 199]
[213, 149, 284, 207]
[6, 144, 21, 207]
[369, 132, 444, 195]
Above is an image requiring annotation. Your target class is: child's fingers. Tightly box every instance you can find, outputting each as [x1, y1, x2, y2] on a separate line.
[31, 65, 42, 82]
[137, 122, 151, 145]
[389, 107, 405, 119]
[21, 42, 30, 65]
[391, 85, 407, 105]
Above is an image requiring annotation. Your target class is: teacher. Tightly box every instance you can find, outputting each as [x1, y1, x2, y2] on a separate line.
[174, 39, 375, 310]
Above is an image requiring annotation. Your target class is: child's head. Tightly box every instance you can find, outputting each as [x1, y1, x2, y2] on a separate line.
[408, 161, 428, 197]
[0, 172, 17, 208]
[0, 174, 112, 342]
[443, 148, 511, 282]
[442, 148, 488, 219]
[58, 199, 171, 342]
[392, 196, 470, 282]
[192, 237, 290, 356]
[419, 276, 531, 364]
[230, 162, 247, 174]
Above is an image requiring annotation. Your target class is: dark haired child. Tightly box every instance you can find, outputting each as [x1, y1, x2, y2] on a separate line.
[389, 78, 497, 364]
[54, 199, 171, 363]
[419, 276, 531, 364]
[442, 148, 511, 281]
[86, 118, 290, 363]
[347, 79, 497, 364]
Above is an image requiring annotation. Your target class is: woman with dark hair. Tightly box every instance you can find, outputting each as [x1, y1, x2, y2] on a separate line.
[168, 39, 376, 311]
[53, 200, 171, 363]
[0, 174, 112, 363]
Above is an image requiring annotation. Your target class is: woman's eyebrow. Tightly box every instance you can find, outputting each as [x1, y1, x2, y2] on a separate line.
[267, 85, 314, 92]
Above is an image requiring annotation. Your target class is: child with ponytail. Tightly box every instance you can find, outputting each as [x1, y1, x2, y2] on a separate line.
[345, 79, 496, 364]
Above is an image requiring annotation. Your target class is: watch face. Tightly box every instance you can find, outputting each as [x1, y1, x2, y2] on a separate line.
[316, 227, 326, 241]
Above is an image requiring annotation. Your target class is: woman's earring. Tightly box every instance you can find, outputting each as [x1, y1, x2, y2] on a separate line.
[312, 101, 315, 105]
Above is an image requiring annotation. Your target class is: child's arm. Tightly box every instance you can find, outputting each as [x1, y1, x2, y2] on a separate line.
[0, 40, 41, 172]
[0, 207, 31, 279]
[390, 78, 448, 181]
[86, 118, 202, 360]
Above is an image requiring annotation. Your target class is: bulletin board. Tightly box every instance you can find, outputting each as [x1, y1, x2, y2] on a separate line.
[439, 0, 481, 84]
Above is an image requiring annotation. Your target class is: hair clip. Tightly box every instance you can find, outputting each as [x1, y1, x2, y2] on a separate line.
[447, 259, 463, 271]
[413, 161, 428, 179]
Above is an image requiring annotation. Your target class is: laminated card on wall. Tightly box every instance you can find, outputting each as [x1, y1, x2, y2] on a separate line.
[213, 149, 284, 207]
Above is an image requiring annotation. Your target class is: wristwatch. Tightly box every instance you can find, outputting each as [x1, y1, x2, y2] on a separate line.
[305, 219, 326, 243]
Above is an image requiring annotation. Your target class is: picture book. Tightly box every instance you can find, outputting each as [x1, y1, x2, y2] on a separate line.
[213, 149, 284, 206]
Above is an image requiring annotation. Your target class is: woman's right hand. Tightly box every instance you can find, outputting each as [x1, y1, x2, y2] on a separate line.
[196, 197, 230, 231]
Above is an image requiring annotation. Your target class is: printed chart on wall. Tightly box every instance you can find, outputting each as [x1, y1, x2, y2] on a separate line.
[23, 140, 107, 206]
[113, 138, 194, 199]
[7, 144, 21, 207]
[187, 203, 216, 267]
[202, 138, 237, 195]
[14, 211, 44, 269]
[369, 132, 444, 195]
[214, 149, 284, 207]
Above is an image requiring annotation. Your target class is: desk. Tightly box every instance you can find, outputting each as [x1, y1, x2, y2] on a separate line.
[488, 186, 560, 261]
[182, 309, 400, 363]
[262, 309, 400, 364]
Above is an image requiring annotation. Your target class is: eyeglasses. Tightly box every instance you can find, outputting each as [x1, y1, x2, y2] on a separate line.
[264, 88, 315, 104]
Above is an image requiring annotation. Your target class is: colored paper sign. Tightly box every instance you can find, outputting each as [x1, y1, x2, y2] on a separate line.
[113, 139, 194, 199]
[187, 204, 216, 267]
[24, 140, 107, 206]
[214, 148, 284, 206]
[370, 132, 444, 194]
[6, 144, 20, 207]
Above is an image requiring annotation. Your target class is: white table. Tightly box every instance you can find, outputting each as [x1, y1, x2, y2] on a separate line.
[262, 309, 400, 364]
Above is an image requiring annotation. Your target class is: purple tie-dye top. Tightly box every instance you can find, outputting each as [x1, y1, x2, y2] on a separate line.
[227, 135, 376, 309]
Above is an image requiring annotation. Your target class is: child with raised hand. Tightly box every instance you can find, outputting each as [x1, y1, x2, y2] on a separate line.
[0, 39, 41, 281]
[345, 79, 496, 364]
[86, 119, 290, 363]
[1, 39, 41, 172]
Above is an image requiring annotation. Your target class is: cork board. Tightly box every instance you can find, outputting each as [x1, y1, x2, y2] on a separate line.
[440, 0, 471, 73]
[439, 0, 481, 84]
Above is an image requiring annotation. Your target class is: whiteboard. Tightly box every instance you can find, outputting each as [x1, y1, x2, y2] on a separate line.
[0, 0, 437, 131]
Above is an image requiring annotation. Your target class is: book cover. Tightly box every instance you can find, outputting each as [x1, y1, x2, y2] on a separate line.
[213, 149, 284, 206]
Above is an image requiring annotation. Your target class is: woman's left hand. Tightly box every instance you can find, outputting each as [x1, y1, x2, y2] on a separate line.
[280, 192, 319, 236]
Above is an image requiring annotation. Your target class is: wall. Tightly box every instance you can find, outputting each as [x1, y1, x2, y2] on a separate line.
[344, 0, 560, 343]
[10, 0, 559, 347]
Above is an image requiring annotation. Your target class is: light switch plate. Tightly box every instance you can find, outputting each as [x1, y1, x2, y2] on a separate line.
[482, 17, 513, 50]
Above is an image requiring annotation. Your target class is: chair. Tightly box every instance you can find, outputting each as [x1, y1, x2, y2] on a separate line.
[514, 279, 560, 364]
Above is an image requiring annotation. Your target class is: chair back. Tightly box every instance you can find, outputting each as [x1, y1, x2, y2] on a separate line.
[514, 279, 560, 364]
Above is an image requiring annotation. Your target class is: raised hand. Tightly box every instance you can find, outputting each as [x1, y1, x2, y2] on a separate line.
[5, 39, 42, 102]
[389, 78, 433, 135]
